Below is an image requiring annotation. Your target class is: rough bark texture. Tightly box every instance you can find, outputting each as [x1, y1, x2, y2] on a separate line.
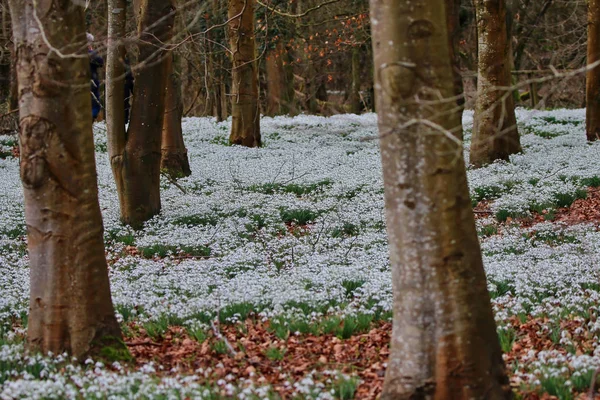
[8, 0, 123, 358]
[161, 53, 191, 178]
[471, 0, 522, 168]
[587, 0, 600, 141]
[445, 0, 464, 109]
[110, 0, 175, 229]
[228, 0, 261, 147]
[369, 1, 512, 399]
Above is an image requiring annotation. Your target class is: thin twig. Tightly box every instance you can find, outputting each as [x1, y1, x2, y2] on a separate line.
[160, 171, 187, 194]
[125, 340, 161, 347]
[210, 320, 238, 357]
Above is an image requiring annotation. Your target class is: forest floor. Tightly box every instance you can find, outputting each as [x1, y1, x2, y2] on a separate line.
[1, 109, 600, 399]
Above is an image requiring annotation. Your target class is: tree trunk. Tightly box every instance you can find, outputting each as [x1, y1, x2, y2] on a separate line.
[587, 0, 600, 141]
[106, 0, 126, 164]
[161, 53, 191, 177]
[110, 0, 175, 229]
[8, 0, 123, 358]
[0, 0, 10, 104]
[369, 1, 512, 399]
[445, 0, 465, 109]
[228, 0, 261, 147]
[471, 0, 522, 168]
[266, 46, 284, 116]
[348, 47, 362, 114]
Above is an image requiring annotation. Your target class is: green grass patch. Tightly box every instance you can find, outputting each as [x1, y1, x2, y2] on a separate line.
[497, 326, 516, 353]
[209, 136, 231, 146]
[478, 224, 498, 237]
[247, 179, 333, 197]
[489, 280, 515, 298]
[341, 279, 365, 298]
[539, 374, 573, 400]
[143, 314, 185, 340]
[172, 214, 219, 227]
[279, 208, 320, 225]
[580, 176, 600, 187]
[333, 375, 360, 400]
[264, 346, 286, 361]
[0, 225, 25, 239]
[219, 302, 259, 323]
[495, 209, 524, 222]
[331, 222, 360, 238]
[139, 244, 211, 258]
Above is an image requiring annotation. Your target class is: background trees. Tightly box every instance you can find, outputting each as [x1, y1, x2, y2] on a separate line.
[471, 0, 522, 167]
[228, 0, 261, 147]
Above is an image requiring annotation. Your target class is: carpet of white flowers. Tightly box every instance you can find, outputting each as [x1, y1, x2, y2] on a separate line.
[0, 108, 600, 398]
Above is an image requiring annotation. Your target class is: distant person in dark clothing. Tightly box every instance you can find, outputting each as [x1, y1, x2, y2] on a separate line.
[124, 56, 134, 124]
[87, 33, 103, 121]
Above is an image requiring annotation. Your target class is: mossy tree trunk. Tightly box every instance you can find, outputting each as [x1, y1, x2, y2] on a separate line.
[161, 52, 191, 178]
[587, 0, 600, 141]
[471, 0, 522, 168]
[369, 0, 513, 398]
[109, 0, 175, 229]
[8, 0, 123, 358]
[228, 0, 261, 147]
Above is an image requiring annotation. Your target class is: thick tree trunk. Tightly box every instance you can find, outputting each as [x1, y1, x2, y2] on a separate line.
[161, 53, 191, 177]
[228, 0, 261, 147]
[471, 0, 522, 168]
[110, 0, 175, 229]
[8, 0, 123, 358]
[587, 0, 600, 141]
[348, 47, 362, 114]
[369, 1, 512, 399]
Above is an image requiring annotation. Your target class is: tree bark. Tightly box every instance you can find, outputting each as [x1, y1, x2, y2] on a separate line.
[587, 0, 600, 141]
[110, 0, 175, 229]
[228, 0, 261, 147]
[266, 45, 285, 116]
[445, 0, 464, 110]
[161, 52, 191, 177]
[471, 0, 522, 168]
[8, 0, 123, 358]
[369, 1, 512, 399]
[348, 46, 362, 114]
[106, 0, 126, 164]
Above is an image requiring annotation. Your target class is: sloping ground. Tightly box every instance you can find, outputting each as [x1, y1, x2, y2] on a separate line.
[1, 109, 600, 398]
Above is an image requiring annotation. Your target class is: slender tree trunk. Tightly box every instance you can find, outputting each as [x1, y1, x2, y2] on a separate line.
[106, 0, 126, 163]
[8, 0, 123, 358]
[471, 0, 522, 168]
[0, 0, 10, 104]
[110, 0, 175, 229]
[369, 1, 512, 399]
[266, 47, 284, 116]
[228, 0, 261, 147]
[348, 47, 362, 114]
[161, 53, 191, 177]
[587, 0, 600, 141]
